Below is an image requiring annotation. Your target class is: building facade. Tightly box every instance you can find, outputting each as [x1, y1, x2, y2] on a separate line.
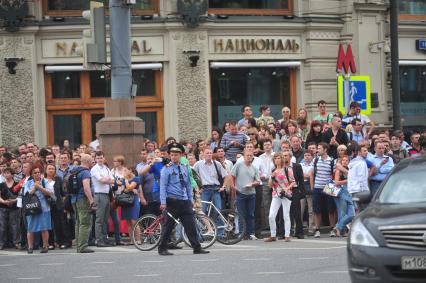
[0, 0, 425, 149]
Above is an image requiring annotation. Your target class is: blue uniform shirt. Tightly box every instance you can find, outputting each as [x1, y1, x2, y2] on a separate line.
[160, 163, 193, 205]
[368, 154, 394, 182]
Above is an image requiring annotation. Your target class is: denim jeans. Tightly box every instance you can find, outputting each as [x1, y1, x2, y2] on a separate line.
[201, 187, 224, 236]
[107, 208, 121, 242]
[335, 186, 355, 232]
[236, 192, 256, 236]
[370, 181, 382, 196]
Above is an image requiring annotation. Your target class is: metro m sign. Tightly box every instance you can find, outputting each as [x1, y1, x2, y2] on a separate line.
[336, 44, 357, 74]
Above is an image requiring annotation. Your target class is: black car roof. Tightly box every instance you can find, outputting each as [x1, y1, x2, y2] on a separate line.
[393, 154, 426, 173]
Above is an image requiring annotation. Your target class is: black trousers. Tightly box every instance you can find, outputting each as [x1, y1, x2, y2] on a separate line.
[290, 191, 304, 236]
[158, 198, 201, 252]
[49, 207, 73, 246]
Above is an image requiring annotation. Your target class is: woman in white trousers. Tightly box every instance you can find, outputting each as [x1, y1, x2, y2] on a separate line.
[264, 151, 296, 242]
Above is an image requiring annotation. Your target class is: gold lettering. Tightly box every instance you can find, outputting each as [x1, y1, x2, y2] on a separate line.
[56, 42, 67, 56]
[292, 40, 300, 52]
[142, 40, 152, 53]
[235, 39, 240, 52]
[70, 42, 78, 55]
[246, 39, 255, 51]
[285, 39, 292, 50]
[225, 39, 234, 51]
[240, 39, 246, 53]
[214, 39, 224, 52]
[255, 39, 266, 50]
[265, 39, 275, 51]
[131, 40, 140, 53]
[276, 39, 284, 51]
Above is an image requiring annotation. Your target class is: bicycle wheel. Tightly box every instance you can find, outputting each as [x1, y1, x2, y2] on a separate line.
[216, 209, 246, 245]
[132, 214, 162, 251]
[182, 214, 217, 249]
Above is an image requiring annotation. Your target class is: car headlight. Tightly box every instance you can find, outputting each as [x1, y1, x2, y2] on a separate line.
[349, 219, 379, 247]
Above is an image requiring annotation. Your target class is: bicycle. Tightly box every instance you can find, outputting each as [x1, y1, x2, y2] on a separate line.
[200, 200, 246, 245]
[132, 210, 217, 251]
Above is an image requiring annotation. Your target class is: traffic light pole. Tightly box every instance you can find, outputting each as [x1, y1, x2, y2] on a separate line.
[97, 0, 144, 167]
[390, 0, 401, 130]
[109, 0, 132, 99]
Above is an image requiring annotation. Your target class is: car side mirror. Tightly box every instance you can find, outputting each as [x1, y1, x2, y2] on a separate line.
[352, 191, 372, 204]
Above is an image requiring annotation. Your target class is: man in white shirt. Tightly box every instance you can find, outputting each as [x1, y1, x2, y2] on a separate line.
[236, 143, 265, 238]
[258, 139, 274, 231]
[91, 151, 114, 247]
[348, 145, 369, 195]
[193, 148, 229, 236]
[300, 150, 314, 235]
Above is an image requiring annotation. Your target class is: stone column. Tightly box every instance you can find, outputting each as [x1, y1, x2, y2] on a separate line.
[0, 35, 35, 148]
[96, 99, 145, 167]
[170, 30, 210, 142]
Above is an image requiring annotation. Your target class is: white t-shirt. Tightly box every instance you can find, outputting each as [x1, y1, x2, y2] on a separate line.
[91, 164, 113, 194]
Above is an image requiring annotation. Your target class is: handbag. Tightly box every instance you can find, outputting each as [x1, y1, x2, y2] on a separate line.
[323, 180, 342, 197]
[115, 192, 135, 207]
[23, 193, 42, 216]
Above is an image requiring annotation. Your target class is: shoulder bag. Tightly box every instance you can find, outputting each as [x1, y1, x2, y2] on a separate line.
[116, 192, 135, 207]
[23, 192, 42, 216]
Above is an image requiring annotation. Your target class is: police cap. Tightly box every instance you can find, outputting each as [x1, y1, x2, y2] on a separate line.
[167, 142, 185, 154]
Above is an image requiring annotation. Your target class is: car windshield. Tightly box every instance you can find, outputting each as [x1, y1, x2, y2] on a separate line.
[378, 165, 426, 204]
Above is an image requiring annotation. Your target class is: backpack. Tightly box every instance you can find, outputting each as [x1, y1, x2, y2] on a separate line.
[63, 168, 89, 195]
[313, 157, 334, 181]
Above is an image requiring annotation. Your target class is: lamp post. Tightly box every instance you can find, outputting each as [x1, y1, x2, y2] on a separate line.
[390, 0, 401, 130]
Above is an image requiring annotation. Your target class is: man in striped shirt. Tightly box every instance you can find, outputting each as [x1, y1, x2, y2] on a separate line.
[220, 121, 248, 163]
[309, 142, 336, 238]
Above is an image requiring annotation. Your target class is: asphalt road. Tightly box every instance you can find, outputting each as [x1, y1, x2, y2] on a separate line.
[0, 238, 350, 283]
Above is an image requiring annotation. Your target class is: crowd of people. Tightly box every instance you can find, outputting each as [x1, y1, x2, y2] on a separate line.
[0, 100, 425, 253]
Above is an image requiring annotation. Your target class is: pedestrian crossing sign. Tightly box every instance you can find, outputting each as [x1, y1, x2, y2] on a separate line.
[338, 75, 371, 115]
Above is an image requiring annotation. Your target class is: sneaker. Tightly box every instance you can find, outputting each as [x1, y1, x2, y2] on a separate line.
[330, 229, 336, 238]
[249, 234, 258, 240]
[314, 230, 321, 238]
[346, 223, 352, 231]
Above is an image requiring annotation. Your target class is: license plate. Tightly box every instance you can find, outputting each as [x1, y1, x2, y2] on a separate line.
[401, 256, 426, 270]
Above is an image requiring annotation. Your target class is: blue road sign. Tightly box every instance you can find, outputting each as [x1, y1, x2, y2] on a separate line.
[338, 76, 371, 115]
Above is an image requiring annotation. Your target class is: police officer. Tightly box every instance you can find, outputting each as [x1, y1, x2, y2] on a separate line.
[158, 143, 209, 256]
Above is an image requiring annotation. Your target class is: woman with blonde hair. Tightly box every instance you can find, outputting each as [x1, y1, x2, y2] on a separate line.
[264, 151, 296, 242]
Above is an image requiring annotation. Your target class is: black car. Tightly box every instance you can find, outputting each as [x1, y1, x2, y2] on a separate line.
[347, 155, 426, 283]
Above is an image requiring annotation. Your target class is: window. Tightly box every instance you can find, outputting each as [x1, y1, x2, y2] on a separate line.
[210, 67, 296, 127]
[44, 0, 158, 16]
[90, 72, 110, 98]
[400, 66, 426, 127]
[89, 70, 156, 98]
[45, 69, 164, 146]
[209, 0, 292, 15]
[399, 0, 426, 20]
[137, 111, 158, 142]
[91, 113, 104, 140]
[53, 115, 82, 149]
[51, 72, 80, 99]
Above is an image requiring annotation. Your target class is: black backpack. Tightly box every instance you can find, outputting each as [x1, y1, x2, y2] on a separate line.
[63, 168, 89, 195]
